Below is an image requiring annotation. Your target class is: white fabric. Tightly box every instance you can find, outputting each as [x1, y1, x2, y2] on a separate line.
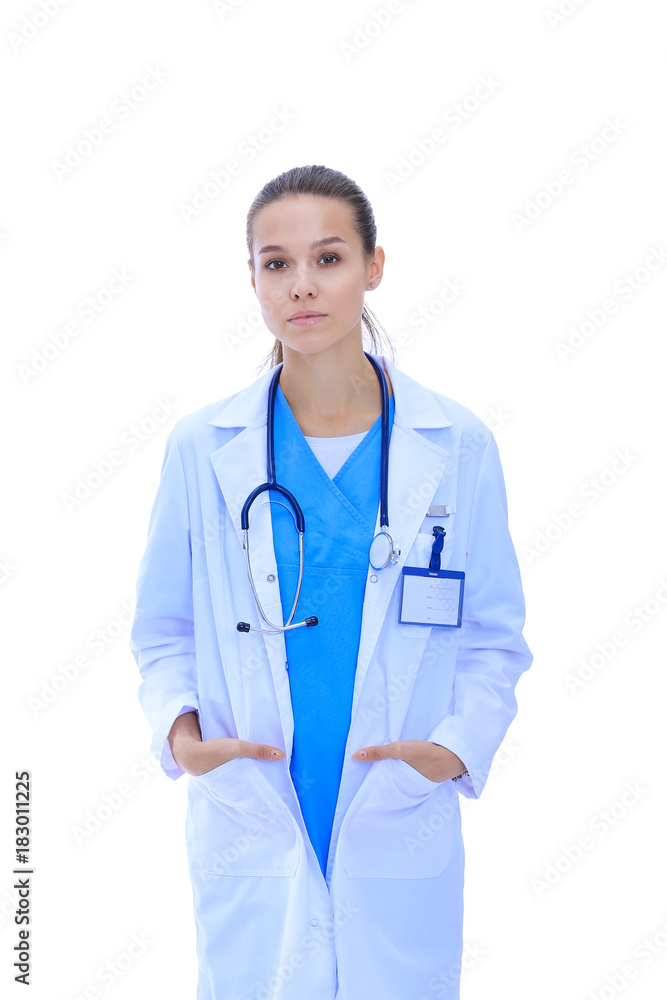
[304, 430, 367, 479]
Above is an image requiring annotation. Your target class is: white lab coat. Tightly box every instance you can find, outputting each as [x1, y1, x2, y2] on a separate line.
[129, 353, 533, 1000]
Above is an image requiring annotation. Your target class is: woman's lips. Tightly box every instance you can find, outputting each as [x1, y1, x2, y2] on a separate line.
[288, 314, 327, 326]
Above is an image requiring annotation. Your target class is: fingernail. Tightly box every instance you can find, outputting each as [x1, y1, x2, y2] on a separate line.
[357, 751, 367, 758]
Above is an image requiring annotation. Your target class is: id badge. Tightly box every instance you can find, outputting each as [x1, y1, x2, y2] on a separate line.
[398, 525, 464, 628]
[399, 567, 465, 628]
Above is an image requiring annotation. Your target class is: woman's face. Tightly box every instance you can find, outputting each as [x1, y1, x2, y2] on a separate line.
[248, 194, 383, 357]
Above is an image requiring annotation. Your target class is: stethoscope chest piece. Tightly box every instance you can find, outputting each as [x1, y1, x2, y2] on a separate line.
[369, 529, 400, 571]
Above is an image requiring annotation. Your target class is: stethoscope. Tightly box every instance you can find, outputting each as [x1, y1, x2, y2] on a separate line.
[236, 352, 400, 635]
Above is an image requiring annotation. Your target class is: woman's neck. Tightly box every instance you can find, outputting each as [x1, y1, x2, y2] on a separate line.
[278, 346, 393, 438]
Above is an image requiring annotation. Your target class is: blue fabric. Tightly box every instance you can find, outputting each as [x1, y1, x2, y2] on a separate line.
[269, 382, 395, 879]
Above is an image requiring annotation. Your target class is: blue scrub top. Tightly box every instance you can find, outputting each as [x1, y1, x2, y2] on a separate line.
[269, 382, 395, 879]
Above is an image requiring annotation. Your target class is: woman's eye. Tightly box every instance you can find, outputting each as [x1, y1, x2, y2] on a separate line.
[263, 253, 340, 270]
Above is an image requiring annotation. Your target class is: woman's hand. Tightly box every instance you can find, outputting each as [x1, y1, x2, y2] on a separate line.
[168, 712, 285, 776]
[352, 739, 466, 783]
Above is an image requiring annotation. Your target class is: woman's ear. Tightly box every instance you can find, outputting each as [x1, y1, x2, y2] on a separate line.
[369, 245, 385, 288]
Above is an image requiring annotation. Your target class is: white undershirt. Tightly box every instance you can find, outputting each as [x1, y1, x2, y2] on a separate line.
[304, 430, 368, 480]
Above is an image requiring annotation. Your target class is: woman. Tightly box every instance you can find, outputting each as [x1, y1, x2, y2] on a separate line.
[130, 164, 533, 1000]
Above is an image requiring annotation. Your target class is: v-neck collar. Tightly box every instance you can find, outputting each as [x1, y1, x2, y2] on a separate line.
[275, 381, 394, 482]
[274, 382, 395, 532]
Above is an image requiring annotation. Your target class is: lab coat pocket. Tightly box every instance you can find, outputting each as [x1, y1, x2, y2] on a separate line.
[190, 756, 301, 876]
[396, 530, 455, 637]
[341, 759, 455, 878]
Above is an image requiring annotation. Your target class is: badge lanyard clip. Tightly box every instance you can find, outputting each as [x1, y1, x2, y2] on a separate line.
[429, 525, 447, 572]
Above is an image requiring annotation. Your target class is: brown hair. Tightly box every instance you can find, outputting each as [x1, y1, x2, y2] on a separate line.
[246, 165, 393, 372]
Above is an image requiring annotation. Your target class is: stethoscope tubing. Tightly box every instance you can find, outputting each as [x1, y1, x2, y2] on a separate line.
[237, 352, 391, 634]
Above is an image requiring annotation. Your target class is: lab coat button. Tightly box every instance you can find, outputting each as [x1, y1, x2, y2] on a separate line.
[369, 574, 378, 583]
[267, 573, 276, 582]
[309, 917, 319, 926]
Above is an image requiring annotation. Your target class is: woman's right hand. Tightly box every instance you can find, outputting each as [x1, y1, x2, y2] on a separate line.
[168, 711, 286, 775]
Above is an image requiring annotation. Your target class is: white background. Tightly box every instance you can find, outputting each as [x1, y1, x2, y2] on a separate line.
[2, 1, 666, 997]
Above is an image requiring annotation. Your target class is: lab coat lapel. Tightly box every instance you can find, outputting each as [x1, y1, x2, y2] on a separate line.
[207, 369, 292, 747]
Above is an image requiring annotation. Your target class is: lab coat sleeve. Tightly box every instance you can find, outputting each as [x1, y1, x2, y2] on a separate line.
[427, 429, 532, 799]
[129, 423, 199, 781]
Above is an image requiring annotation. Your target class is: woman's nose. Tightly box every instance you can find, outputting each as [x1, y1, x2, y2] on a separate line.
[290, 268, 317, 298]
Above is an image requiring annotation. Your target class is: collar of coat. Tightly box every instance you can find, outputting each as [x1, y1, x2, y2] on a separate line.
[206, 353, 453, 431]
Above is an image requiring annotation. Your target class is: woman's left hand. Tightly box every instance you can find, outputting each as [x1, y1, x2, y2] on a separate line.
[352, 740, 467, 783]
